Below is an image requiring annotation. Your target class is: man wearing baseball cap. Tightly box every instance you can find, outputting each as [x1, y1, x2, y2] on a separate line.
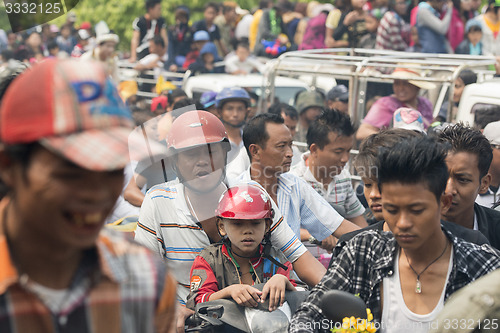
[477, 120, 500, 207]
[0, 59, 176, 332]
[326, 84, 349, 114]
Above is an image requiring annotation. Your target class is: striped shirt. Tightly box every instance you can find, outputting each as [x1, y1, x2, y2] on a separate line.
[0, 212, 177, 333]
[375, 11, 410, 51]
[231, 169, 345, 241]
[290, 153, 365, 219]
[135, 180, 306, 305]
[290, 229, 500, 332]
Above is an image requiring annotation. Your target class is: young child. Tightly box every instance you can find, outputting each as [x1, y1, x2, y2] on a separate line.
[455, 19, 483, 55]
[358, 9, 383, 49]
[187, 184, 297, 312]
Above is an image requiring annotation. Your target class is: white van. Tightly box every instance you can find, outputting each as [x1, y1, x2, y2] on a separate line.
[182, 73, 311, 106]
[455, 78, 500, 127]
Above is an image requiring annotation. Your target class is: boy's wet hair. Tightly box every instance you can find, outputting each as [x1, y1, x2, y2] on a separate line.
[437, 123, 493, 179]
[243, 113, 284, 160]
[354, 129, 422, 180]
[306, 109, 356, 150]
[377, 137, 449, 201]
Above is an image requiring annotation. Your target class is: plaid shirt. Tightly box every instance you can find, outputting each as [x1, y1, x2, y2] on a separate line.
[0, 203, 177, 333]
[289, 229, 500, 333]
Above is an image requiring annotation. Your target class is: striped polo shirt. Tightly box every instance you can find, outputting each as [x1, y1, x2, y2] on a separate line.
[135, 180, 306, 305]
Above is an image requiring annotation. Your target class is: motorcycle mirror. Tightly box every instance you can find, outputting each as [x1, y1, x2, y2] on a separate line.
[319, 290, 367, 324]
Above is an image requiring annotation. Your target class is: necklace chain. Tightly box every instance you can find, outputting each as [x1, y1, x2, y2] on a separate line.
[404, 240, 448, 294]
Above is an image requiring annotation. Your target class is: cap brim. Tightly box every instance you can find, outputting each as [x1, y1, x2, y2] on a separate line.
[391, 71, 436, 90]
[40, 127, 168, 171]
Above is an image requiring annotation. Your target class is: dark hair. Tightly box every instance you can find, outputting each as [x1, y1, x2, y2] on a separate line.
[354, 129, 422, 180]
[236, 40, 250, 50]
[168, 88, 187, 101]
[47, 39, 59, 51]
[205, 2, 220, 12]
[172, 97, 199, 110]
[222, 4, 236, 14]
[437, 123, 492, 178]
[151, 35, 165, 48]
[0, 142, 41, 197]
[243, 113, 284, 159]
[377, 137, 449, 202]
[474, 105, 500, 130]
[457, 69, 477, 86]
[306, 109, 355, 150]
[268, 102, 298, 120]
[1, 50, 13, 62]
[145, 0, 161, 10]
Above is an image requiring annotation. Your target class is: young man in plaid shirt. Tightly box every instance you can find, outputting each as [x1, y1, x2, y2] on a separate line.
[290, 137, 500, 333]
[0, 59, 176, 332]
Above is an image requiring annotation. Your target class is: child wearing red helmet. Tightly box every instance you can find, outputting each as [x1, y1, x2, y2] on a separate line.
[187, 184, 297, 312]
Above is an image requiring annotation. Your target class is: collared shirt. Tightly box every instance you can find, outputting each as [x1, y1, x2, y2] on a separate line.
[289, 228, 500, 333]
[231, 169, 344, 241]
[0, 200, 177, 333]
[290, 152, 365, 219]
[135, 180, 306, 305]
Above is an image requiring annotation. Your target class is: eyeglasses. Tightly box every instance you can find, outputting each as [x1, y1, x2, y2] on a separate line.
[491, 144, 500, 150]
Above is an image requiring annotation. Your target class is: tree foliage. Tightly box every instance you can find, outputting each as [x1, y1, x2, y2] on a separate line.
[66, 0, 262, 51]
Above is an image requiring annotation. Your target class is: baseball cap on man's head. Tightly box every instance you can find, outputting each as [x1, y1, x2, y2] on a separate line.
[295, 91, 324, 114]
[483, 121, 500, 145]
[0, 59, 135, 171]
[327, 85, 349, 102]
[200, 91, 218, 108]
[392, 107, 426, 133]
[193, 30, 210, 42]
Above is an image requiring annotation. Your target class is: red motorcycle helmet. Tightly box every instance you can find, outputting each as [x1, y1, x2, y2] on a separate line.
[216, 184, 274, 220]
[166, 110, 229, 150]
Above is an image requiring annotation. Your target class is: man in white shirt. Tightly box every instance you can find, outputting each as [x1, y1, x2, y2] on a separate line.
[225, 41, 265, 75]
[231, 113, 360, 252]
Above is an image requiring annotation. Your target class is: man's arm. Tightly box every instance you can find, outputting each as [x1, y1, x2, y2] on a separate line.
[130, 30, 140, 62]
[333, 219, 361, 238]
[350, 214, 368, 228]
[123, 174, 146, 207]
[292, 250, 326, 286]
[356, 123, 380, 142]
[298, 177, 360, 241]
[161, 27, 169, 54]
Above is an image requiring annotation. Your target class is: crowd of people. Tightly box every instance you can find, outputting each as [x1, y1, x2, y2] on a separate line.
[1, 0, 500, 332]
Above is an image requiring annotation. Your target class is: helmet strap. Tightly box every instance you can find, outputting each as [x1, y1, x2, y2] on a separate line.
[261, 231, 288, 270]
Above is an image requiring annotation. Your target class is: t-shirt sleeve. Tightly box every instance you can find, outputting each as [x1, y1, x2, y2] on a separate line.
[186, 255, 219, 309]
[342, 172, 366, 218]
[135, 188, 165, 258]
[325, 9, 341, 30]
[362, 96, 397, 129]
[298, 178, 344, 241]
[269, 197, 307, 263]
[132, 17, 142, 31]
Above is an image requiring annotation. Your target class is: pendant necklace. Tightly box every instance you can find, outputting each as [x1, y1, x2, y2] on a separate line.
[404, 240, 448, 294]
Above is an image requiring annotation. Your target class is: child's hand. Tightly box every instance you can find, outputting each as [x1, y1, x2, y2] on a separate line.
[261, 275, 295, 311]
[227, 284, 262, 308]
